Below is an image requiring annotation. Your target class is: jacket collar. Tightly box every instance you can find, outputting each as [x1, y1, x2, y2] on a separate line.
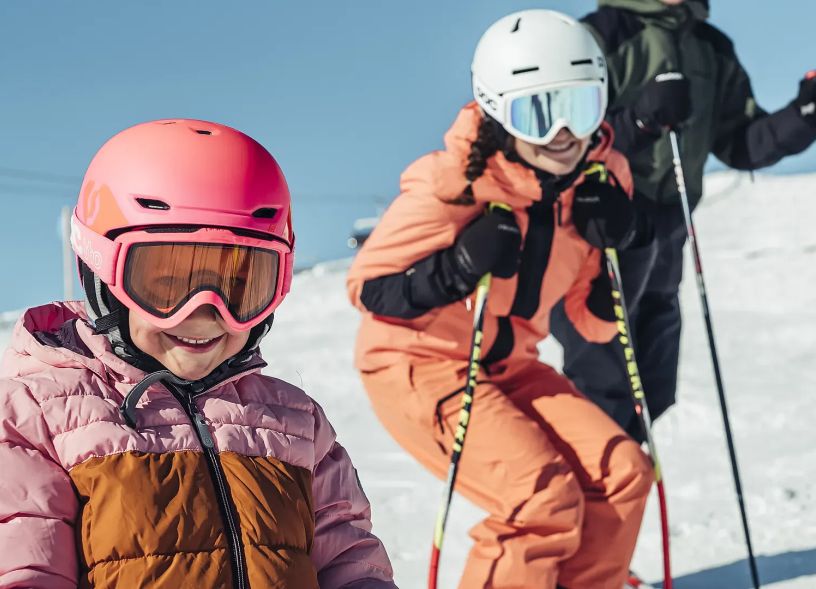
[2, 300, 265, 390]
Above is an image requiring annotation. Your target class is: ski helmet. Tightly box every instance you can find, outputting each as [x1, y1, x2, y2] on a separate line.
[71, 119, 294, 359]
[471, 10, 608, 145]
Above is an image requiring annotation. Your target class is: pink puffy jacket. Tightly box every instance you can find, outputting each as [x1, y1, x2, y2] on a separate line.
[0, 301, 396, 588]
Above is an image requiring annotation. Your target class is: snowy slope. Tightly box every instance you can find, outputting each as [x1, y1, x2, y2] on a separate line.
[1, 171, 814, 587]
[260, 171, 816, 588]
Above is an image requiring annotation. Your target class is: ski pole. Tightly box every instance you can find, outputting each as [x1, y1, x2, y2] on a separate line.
[428, 203, 509, 589]
[604, 246, 672, 589]
[668, 130, 761, 589]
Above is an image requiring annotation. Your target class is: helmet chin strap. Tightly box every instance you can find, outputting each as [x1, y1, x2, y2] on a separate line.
[81, 263, 164, 373]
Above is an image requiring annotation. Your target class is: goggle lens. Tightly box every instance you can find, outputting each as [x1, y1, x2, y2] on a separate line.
[124, 242, 280, 323]
[509, 84, 604, 142]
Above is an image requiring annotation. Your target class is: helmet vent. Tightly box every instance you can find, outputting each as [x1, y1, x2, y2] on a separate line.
[252, 207, 279, 219]
[571, 59, 593, 66]
[512, 66, 540, 75]
[135, 198, 171, 211]
[511, 17, 521, 32]
[194, 129, 213, 135]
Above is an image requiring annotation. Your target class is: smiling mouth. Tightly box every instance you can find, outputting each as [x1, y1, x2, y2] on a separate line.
[164, 333, 225, 352]
[542, 140, 576, 154]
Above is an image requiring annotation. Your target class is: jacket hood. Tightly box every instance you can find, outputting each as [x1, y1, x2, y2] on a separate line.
[1, 301, 146, 384]
[421, 102, 615, 209]
[599, 0, 709, 23]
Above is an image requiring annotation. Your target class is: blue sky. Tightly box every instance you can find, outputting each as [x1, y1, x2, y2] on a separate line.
[0, 0, 814, 311]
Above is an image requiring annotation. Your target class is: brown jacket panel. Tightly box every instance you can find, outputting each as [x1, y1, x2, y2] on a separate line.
[70, 450, 316, 588]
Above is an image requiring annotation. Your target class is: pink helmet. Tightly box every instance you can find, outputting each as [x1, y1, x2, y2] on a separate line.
[72, 119, 294, 336]
[77, 118, 292, 259]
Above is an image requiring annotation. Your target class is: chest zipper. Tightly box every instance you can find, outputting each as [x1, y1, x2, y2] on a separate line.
[179, 389, 249, 589]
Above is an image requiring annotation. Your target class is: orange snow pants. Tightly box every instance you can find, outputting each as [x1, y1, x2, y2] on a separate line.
[361, 358, 653, 589]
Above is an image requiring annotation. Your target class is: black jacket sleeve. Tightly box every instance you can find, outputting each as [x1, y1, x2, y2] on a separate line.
[710, 31, 816, 170]
[359, 247, 470, 319]
[714, 103, 816, 171]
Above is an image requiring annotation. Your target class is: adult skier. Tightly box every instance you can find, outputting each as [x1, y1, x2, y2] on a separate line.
[551, 0, 816, 440]
[348, 10, 656, 589]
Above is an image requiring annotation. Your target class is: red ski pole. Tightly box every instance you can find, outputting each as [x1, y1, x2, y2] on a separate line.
[603, 249, 672, 589]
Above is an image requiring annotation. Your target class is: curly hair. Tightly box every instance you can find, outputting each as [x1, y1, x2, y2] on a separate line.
[443, 116, 508, 205]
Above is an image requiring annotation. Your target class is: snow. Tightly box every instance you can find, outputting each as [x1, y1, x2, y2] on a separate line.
[2, 171, 815, 587]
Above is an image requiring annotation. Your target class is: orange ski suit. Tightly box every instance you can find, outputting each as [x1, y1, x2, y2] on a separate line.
[348, 103, 653, 589]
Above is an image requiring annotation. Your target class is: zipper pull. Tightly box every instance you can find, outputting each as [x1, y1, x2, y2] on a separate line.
[193, 413, 215, 449]
[187, 401, 215, 449]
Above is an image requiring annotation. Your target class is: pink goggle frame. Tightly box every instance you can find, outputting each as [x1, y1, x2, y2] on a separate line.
[70, 211, 294, 332]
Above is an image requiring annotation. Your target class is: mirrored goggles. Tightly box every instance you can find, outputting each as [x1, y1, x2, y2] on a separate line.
[506, 83, 605, 145]
[71, 213, 293, 331]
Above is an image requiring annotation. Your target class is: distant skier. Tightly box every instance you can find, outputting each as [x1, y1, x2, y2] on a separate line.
[0, 120, 397, 588]
[551, 0, 816, 441]
[348, 10, 656, 589]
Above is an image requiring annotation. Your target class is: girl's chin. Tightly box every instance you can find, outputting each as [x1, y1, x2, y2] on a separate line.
[164, 352, 221, 381]
[531, 156, 580, 175]
[168, 365, 213, 381]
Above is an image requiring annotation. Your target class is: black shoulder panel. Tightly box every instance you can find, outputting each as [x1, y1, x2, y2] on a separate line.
[694, 22, 736, 58]
[34, 319, 94, 358]
[581, 7, 645, 54]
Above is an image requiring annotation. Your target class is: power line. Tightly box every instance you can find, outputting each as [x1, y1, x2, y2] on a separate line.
[0, 166, 391, 203]
[0, 166, 81, 186]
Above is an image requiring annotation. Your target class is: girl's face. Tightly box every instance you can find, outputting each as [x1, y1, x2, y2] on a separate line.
[129, 305, 250, 380]
[513, 128, 591, 176]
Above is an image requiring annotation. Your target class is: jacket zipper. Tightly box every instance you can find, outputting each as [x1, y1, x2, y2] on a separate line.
[179, 390, 249, 589]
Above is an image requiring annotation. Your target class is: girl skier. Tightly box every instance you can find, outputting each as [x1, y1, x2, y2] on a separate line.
[0, 120, 396, 588]
[348, 10, 654, 589]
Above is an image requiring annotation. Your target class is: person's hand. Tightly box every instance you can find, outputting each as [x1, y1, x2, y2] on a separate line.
[572, 163, 636, 250]
[451, 207, 521, 282]
[633, 72, 692, 133]
[793, 71, 816, 127]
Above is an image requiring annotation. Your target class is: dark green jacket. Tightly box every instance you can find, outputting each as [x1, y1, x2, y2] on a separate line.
[583, 0, 816, 208]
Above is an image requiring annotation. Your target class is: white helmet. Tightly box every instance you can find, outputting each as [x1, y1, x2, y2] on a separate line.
[471, 9, 608, 145]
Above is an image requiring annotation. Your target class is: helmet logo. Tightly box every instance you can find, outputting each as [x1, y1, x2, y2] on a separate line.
[82, 181, 102, 227]
[475, 85, 499, 112]
[70, 215, 103, 271]
[80, 182, 129, 234]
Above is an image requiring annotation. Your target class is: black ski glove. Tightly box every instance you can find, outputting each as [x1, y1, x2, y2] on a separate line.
[447, 207, 522, 291]
[572, 163, 637, 250]
[633, 72, 692, 133]
[793, 72, 816, 128]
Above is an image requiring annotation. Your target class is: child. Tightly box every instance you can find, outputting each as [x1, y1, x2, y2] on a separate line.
[0, 120, 397, 588]
[348, 10, 654, 589]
